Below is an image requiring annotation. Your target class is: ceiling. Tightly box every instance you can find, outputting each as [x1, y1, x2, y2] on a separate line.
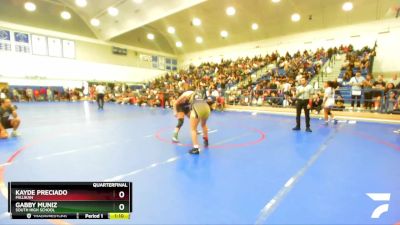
[0, 0, 399, 55]
[115, 0, 399, 54]
[60, 0, 205, 40]
[0, 0, 96, 37]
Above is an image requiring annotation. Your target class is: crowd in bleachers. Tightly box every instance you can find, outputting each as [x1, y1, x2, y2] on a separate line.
[1, 44, 399, 114]
[308, 72, 399, 114]
[223, 45, 399, 114]
[224, 47, 328, 107]
[135, 47, 331, 110]
[335, 45, 400, 113]
[3, 87, 85, 102]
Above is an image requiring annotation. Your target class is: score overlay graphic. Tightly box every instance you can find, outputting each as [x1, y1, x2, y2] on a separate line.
[8, 182, 132, 220]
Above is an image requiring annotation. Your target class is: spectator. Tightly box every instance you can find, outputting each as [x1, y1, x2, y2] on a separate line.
[334, 95, 345, 111]
[363, 74, 374, 111]
[266, 92, 281, 106]
[33, 89, 40, 101]
[47, 87, 53, 102]
[89, 85, 96, 101]
[385, 82, 397, 109]
[0, 89, 6, 100]
[281, 78, 292, 95]
[387, 74, 399, 87]
[12, 89, 20, 102]
[240, 91, 250, 106]
[283, 92, 294, 108]
[26, 88, 33, 102]
[396, 96, 400, 113]
[53, 89, 59, 101]
[385, 90, 397, 113]
[40, 87, 46, 100]
[372, 75, 386, 111]
[342, 71, 352, 84]
[349, 72, 365, 110]
[311, 94, 323, 114]
[216, 91, 225, 111]
[211, 89, 219, 101]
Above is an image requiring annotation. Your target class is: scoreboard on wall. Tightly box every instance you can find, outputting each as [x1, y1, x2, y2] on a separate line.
[8, 182, 132, 220]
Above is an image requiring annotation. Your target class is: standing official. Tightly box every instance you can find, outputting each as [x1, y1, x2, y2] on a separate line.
[293, 76, 313, 132]
[96, 83, 106, 110]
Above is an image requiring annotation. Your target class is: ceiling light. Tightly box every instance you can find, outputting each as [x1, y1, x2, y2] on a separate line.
[167, 26, 175, 34]
[272, 0, 280, 3]
[251, 23, 259, 30]
[192, 18, 201, 26]
[90, 18, 100, 27]
[226, 6, 236, 16]
[147, 33, 155, 40]
[75, 0, 87, 7]
[342, 2, 353, 11]
[24, 2, 36, 12]
[220, 30, 228, 38]
[195, 36, 203, 43]
[133, 0, 143, 3]
[291, 13, 301, 22]
[61, 11, 71, 20]
[176, 41, 183, 47]
[108, 7, 119, 16]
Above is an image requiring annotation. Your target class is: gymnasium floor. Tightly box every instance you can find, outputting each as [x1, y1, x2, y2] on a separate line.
[0, 102, 399, 225]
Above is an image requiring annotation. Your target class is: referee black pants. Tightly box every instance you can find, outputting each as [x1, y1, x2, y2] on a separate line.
[97, 94, 105, 108]
[296, 99, 310, 128]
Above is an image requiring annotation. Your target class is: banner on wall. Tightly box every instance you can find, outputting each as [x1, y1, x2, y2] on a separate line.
[14, 32, 29, 43]
[0, 29, 11, 52]
[0, 30, 10, 40]
[62, 40, 75, 59]
[14, 32, 30, 53]
[48, 37, 62, 57]
[0, 27, 77, 59]
[32, 34, 48, 56]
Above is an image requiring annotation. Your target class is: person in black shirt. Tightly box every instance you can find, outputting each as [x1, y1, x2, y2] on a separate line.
[311, 94, 323, 114]
[293, 77, 313, 132]
[0, 99, 21, 139]
[363, 74, 374, 110]
[372, 75, 386, 111]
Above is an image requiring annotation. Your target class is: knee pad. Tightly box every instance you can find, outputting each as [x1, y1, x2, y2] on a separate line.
[176, 118, 184, 129]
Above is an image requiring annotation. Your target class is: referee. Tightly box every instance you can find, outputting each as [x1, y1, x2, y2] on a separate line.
[293, 76, 313, 132]
[96, 83, 106, 110]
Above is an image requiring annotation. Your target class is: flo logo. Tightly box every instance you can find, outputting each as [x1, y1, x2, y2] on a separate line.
[366, 193, 391, 219]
